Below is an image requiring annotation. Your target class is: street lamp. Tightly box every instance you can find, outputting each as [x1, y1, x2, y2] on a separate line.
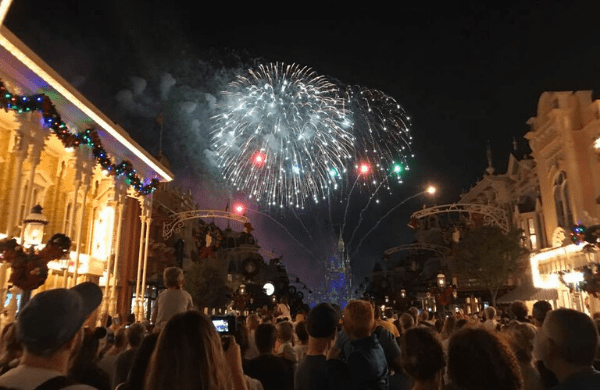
[22, 205, 48, 248]
[400, 289, 406, 299]
[437, 273, 446, 288]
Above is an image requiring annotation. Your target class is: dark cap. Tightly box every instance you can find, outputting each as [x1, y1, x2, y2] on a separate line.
[307, 303, 339, 338]
[17, 282, 102, 355]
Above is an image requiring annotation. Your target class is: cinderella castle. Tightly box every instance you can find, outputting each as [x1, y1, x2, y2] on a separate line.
[310, 232, 354, 308]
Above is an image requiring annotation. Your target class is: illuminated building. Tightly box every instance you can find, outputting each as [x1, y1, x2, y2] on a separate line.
[524, 91, 600, 313]
[0, 26, 173, 323]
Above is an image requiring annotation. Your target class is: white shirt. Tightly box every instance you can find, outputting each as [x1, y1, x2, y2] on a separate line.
[151, 288, 194, 332]
[0, 365, 96, 390]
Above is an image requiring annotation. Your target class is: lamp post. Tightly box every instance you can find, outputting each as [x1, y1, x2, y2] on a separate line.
[437, 273, 446, 288]
[22, 205, 48, 248]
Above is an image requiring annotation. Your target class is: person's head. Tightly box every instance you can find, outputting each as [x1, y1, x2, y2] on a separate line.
[448, 328, 523, 390]
[295, 321, 309, 345]
[255, 323, 278, 354]
[399, 312, 415, 332]
[400, 327, 445, 383]
[276, 321, 293, 344]
[0, 323, 21, 364]
[232, 321, 249, 357]
[295, 309, 307, 323]
[442, 315, 456, 337]
[531, 300, 553, 328]
[246, 314, 260, 331]
[407, 307, 419, 323]
[122, 333, 159, 389]
[113, 327, 127, 350]
[374, 305, 383, 320]
[419, 310, 429, 323]
[307, 303, 339, 339]
[126, 323, 146, 348]
[163, 267, 184, 289]
[535, 308, 599, 375]
[70, 327, 106, 373]
[16, 282, 102, 360]
[504, 321, 537, 363]
[485, 306, 496, 321]
[145, 311, 232, 390]
[384, 308, 394, 320]
[510, 301, 528, 321]
[343, 300, 375, 340]
[454, 319, 468, 333]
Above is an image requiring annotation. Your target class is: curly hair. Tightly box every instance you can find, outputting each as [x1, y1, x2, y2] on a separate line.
[504, 321, 537, 363]
[400, 327, 445, 381]
[448, 328, 523, 390]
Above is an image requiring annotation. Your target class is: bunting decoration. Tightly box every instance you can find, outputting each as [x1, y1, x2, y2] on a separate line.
[0, 79, 160, 195]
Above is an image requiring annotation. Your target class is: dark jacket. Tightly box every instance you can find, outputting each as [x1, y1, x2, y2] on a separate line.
[244, 353, 294, 390]
[327, 334, 389, 390]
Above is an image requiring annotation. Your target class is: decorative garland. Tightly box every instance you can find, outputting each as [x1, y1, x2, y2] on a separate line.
[0, 80, 159, 195]
[0, 234, 71, 291]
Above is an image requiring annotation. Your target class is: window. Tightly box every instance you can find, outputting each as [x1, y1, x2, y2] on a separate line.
[528, 218, 538, 250]
[553, 171, 573, 228]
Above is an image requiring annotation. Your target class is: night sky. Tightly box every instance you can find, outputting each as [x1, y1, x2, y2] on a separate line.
[4, 1, 600, 289]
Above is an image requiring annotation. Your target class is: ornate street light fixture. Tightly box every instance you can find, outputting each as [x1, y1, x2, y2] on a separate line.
[437, 273, 446, 288]
[400, 289, 406, 299]
[22, 205, 48, 248]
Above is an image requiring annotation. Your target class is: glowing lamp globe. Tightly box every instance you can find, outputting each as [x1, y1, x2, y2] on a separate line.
[437, 273, 446, 288]
[22, 205, 48, 247]
[263, 282, 275, 296]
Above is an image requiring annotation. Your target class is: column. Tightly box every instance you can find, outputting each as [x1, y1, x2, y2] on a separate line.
[72, 171, 91, 286]
[106, 201, 124, 316]
[134, 210, 147, 321]
[19, 142, 43, 243]
[139, 207, 153, 321]
[5, 131, 28, 237]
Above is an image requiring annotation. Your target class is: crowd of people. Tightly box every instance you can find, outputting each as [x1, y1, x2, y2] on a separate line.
[0, 266, 598, 390]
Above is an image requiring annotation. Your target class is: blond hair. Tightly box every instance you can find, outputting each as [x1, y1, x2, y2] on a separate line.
[343, 300, 374, 339]
[163, 267, 184, 288]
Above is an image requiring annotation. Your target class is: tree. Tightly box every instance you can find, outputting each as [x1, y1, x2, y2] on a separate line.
[454, 226, 529, 307]
[184, 263, 232, 309]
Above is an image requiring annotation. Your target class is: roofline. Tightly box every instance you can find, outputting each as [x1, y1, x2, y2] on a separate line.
[0, 26, 174, 182]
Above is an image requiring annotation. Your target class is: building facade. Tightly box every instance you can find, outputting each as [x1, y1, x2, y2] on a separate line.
[525, 91, 600, 314]
[0, 26, 173, 324]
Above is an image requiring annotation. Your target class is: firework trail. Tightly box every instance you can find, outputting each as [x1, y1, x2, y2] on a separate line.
[340, 175, 361, 241]
[211, 63, 354, 208]
[291, 207, 314, 241]
[350, 191, 425, 257]
[247, 207, 322, 265]
[346, 175, 390, 250]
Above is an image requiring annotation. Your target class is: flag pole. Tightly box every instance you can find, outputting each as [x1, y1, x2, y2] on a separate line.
[0, 0, 15, 28]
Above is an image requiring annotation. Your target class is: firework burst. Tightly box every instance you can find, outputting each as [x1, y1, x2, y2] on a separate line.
[211, 63, 354, 208]
[211, 63, 414, 207]
[344, 86, 413, 192]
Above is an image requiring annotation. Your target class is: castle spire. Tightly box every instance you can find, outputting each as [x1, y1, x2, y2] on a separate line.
[486, 141, 495, 175]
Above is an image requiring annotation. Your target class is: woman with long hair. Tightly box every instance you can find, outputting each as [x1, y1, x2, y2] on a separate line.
[144, 310, 248, 390]
[447, 328, 523, 390]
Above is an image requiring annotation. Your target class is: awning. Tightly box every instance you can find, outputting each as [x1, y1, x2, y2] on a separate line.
[497, 284, 558, 304]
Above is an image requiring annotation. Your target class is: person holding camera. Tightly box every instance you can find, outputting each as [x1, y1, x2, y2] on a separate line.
[151, 267, 194, 333]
